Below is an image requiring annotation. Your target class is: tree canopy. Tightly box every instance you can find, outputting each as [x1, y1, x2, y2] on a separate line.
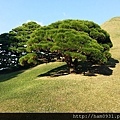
[0, 21, 41, 71]
[0, 19, 113, 74]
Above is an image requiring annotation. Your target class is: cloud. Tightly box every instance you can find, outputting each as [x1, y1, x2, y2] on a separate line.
[63, 12, 67, 17]
[62, 12, 72, 19]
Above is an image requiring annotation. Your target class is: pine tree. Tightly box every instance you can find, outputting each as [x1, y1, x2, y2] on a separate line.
[23, 19, 112, 74]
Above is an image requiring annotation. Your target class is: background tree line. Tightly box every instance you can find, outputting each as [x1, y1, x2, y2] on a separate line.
[0, 19, 113, 74]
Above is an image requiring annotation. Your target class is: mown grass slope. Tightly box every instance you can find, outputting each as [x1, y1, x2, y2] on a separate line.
[101, 17, 120, 60]
[0, 17, 120, 112]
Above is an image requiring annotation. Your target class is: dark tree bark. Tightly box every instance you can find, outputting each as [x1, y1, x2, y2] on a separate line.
[65, 56, 72, 74]
[73, 58, 78, 73]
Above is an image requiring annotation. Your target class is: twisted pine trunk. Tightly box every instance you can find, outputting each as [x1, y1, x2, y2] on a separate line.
[65, 56, 72, 74]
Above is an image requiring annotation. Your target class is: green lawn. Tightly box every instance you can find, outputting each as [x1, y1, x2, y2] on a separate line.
[1, 17, 120, 112]
[0, 61, 120, 112]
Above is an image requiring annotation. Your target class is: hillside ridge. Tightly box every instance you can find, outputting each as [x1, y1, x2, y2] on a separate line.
[109, 16, 120, 21]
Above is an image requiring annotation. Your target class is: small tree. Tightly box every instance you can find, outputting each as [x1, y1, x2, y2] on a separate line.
[9, 21, 41, 67]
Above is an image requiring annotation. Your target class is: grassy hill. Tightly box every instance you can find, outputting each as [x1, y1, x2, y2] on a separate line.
[0, 17, 120, 112]
[101, 16, 120, 60]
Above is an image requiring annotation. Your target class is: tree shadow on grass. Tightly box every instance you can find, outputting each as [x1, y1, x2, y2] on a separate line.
[0, 66, 30, 82]
[0, 70, 24, 82]
[79, 57, 119, 76]
[106, 58, 119, 68]
[38, 64, 69, 77]
[38, 57, 119, 77]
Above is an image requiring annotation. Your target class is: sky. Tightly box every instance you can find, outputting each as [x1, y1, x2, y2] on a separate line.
[0, 0, 120, 34]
